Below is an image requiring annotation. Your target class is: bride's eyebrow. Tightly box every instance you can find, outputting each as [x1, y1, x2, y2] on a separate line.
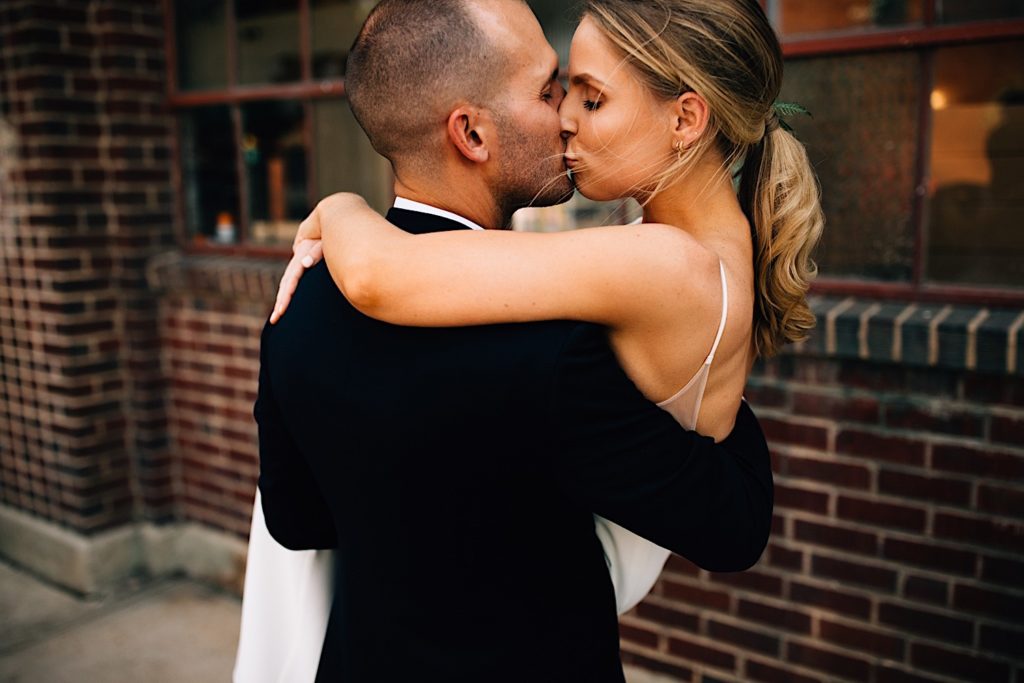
[570, 73, 609, 90]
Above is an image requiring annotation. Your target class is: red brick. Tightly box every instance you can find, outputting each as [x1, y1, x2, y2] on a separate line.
[792, 392, 880, 424]
[664, 554, 700, 576]
[737, 599, 811, 633]
[707, 620, 779, 656]
[634, 602, 699, 633]
[878, 603, 973, 644]
[874, 667, 945, 683]
[877, 469, 971, 506]
[790, 581, 871, 619]
[931, 444, 1024, 478]
[934, 512, 1024, 552]
[794, 520, 878, 555]
[836, 428, 926, 465]
[766, 542, 803, 571]
[977, 484, 1024, 518]
[819, 619, 905, 660]
[953, 583, 1024, 622]
[709, 570, 783, 596]
[902, 575, 948, 606]
[980, 554, 1024, 587]
[760, 417, 829, 449]
[774, 483, 829, 514]
[786, 641, 871, 682]
[661, 580, 731, 611]
[882, 538, 976, 575]
[620, 651, 693, 682]
[910, 643, 1010, 682]
[619, 623, 659, 649]
[667, 634, 735, 671]
[746, 660, 822, 683]
[991, 415, 1024, 446]
[838, 495, 926, 532]
[785, 456, 870, 489]
[979, 624, 1024, 658]
[743, 384, 788, 409]
[812, 554, 897, 592]
[963, 374, 1024, 407]
[885, 403, 984, 437]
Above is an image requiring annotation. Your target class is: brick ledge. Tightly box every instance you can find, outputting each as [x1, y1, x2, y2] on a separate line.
[791, 296, 1024, 376]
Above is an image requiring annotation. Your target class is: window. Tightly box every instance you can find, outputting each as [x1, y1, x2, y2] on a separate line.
[770, 0, 1024, 301]
[167, 0, 385, 249]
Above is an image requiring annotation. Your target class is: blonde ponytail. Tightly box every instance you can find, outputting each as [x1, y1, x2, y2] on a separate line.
[740, 121, 824, 357]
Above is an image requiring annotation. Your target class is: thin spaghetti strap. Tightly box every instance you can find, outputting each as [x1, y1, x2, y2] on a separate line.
[704, 261, 729, 365]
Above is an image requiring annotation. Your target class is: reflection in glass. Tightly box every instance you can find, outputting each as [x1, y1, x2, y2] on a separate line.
[780, 52, 921, 281]
[237, 0, 301, 85]
[926, 41, 1024, 288]
[312, 99, 393, 213]
[242, 102, 308, 245]
[180, 106, 240, 242]
[176, 0, 227, 90]
[938, 0, 1024, 23]
[514, 195, 641, 233]
[770, 0, 923, 35]
[311, 0, 375, 79]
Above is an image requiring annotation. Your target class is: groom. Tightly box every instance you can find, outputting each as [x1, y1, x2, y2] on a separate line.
[257, 1, 772, 681]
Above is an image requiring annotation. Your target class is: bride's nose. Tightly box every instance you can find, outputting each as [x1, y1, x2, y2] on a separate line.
[560, 113, 577, 141]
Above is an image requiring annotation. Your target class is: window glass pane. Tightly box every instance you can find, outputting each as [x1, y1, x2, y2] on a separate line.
[937, 0, 1024, 23]
[780, 52, 922, 281]
[242, 101, 308, 246]
[180, 106, 240, 243]
[528, 0, 579, 65]
[513, 196, 641, 233]
[312, 99, 393, 212]
[176, 0, 227, 90]
[310, 0, 374, 79]
[237, 0, 301, 85]
[926, 41, 1024, 288]
[770, 0, 924, 35]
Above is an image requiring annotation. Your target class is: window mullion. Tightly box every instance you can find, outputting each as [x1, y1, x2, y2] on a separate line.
[232, 104, 250, 245]
[910, 50, 936, 289]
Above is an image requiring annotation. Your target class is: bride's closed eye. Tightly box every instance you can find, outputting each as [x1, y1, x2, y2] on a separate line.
[582, 98, 602, 111]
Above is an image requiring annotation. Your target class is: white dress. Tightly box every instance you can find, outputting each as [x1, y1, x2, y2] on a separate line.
[234, 263, 730, 683]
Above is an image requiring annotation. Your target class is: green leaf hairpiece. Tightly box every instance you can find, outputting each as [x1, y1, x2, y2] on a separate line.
[772, 100, 812, 133]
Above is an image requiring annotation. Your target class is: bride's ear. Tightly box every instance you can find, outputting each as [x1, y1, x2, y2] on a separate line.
[671, 91, 710, 150]
[447, 106, 493, 164]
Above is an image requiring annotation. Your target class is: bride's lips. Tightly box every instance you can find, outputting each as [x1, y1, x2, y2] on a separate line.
[564, 155, 579, 170]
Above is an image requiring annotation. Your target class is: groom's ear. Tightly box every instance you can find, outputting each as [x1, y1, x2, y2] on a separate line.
[446, 105, 493, 164]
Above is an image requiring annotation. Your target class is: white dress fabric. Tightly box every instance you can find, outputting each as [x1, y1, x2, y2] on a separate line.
[234, 204, 730, 681]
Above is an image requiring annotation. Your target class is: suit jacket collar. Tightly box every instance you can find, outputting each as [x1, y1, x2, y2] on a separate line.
[386, 207, 476, 235]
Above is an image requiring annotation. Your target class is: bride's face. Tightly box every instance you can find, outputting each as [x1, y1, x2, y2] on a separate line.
[560, 16, 678, 202]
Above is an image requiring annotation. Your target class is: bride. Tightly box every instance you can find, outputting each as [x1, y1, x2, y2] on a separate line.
[237, 0, 822, 680]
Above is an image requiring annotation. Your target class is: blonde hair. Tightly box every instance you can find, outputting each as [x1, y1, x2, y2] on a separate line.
[585, 0, 824, 357]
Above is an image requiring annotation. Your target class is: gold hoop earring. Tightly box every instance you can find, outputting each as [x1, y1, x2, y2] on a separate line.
[673, 140, 685, 160]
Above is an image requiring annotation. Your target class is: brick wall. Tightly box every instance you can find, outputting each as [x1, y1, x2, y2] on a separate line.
[0, 0, 175, 533]
[618, 309, 1024, 682]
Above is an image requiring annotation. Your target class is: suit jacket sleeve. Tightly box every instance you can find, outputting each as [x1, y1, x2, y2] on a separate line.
[255, 325, 337, 551]
[547, 323, 773, 571]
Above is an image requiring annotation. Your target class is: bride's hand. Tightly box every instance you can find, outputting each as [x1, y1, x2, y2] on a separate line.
[269, 193, 366, 324]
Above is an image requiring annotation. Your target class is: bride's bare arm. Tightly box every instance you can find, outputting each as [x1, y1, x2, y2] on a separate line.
[273, 193, 720, 329]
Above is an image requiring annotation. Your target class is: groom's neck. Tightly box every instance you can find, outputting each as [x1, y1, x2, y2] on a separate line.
[393, 176, 512, 230]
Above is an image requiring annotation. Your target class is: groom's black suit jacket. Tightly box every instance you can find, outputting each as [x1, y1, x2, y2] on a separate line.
[257, 207, 773, 683]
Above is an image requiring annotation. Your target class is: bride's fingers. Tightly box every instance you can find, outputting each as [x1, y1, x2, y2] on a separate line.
[301, 240, 323, 269]
[270, 241, 324, 324]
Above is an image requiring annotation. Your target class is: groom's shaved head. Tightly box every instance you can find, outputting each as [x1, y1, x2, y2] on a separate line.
[346, 0, 514, 165]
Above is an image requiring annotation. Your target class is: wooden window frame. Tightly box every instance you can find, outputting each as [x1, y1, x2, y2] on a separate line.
[163, 0, 1024, 305]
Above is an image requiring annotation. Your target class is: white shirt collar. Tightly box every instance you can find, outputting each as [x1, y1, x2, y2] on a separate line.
[393, 197, 485, 231]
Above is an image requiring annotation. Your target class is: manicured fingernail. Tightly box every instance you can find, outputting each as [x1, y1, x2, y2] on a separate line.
[301, 256, 314, 268]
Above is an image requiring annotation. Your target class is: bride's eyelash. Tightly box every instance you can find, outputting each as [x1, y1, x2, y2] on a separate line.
[583, 99, 602, 111]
